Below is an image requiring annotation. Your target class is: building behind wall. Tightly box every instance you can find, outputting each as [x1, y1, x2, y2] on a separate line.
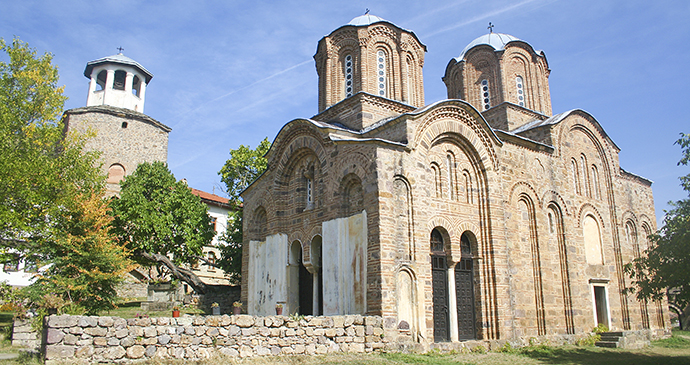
[241, 14, 669, 344]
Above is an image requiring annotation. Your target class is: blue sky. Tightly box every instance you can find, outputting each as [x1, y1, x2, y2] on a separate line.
[2, 0, 688, 225]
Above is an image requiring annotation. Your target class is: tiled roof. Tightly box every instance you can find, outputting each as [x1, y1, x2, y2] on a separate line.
[190, 188, 231, 208]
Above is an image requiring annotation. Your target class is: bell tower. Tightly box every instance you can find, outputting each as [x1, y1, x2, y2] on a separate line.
[313, 14, 426, 131]
[84, 50, 153, 113]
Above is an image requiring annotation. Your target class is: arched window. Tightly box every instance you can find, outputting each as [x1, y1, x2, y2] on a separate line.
[446, 153, 455, 200]
[571, 159, 580, 195]
[626, 221, 639, 258]
[96, 70, 107, 91]
[344, 54, 353, 98]
[591, 165, 601, 200]
[515, 76, 525, 106]
[463, 170, 473, 204]
[481, 79, 491, 110]
[132, 75, 141, 96]
[581, 154, 590, 197]
[431, 163, 442, 198]
[113, 70, 126, 90]
[430, 228, 444, 253]
[376, 50, 387, 97]
[107, 164, 126, 184]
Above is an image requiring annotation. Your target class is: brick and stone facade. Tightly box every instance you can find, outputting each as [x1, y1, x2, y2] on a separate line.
[241, 14, 669, 346]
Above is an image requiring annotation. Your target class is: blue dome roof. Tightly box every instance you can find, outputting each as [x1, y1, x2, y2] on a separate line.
[456, 32, 521, 61]
[348, 14, 386, 26]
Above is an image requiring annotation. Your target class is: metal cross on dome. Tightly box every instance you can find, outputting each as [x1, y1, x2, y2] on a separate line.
[488, 22, 494, 33]
[116, 47, 124, 54]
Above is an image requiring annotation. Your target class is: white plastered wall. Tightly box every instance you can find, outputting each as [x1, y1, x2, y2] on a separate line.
[247, 233, 288, 315]
[322, 210, 367, 315]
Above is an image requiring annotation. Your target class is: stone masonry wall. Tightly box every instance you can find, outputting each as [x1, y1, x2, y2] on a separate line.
[43, 314, 412, 364]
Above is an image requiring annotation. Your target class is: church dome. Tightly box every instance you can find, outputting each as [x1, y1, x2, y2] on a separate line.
[348, 13, 386, 26]
[455, 32, 521, 61]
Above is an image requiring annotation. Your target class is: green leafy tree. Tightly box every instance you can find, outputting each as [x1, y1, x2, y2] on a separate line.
[0, 38, 131, 314]
[217, 138, 271, 283]
[110, 161, 216, 293]
[0, 37, 102, 251]
[626, 133, 690, 312]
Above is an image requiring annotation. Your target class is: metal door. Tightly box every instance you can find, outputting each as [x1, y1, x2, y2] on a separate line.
[432, 255, 450, 342]
[455, 258, 476, 340]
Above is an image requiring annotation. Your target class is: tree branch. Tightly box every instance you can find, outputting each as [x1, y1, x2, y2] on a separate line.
[137, 251, 208, 294]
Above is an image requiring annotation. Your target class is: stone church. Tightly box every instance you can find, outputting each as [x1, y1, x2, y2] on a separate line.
[241, 14, 668, 343]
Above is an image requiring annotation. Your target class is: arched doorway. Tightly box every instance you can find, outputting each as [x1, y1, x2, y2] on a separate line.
[455, 232, 476, 340]
[431, 228, 450, 342]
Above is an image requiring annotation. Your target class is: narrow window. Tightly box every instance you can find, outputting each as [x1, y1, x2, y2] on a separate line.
[207, 251, 216, 272]
[405, 57, 413, 103]
[121, 122, 128, 128]
[571, 159, 580, 195]
[446, 154, 455, 200]
[463, 170, 473, 204]
[210, 216, 217, 232]
[591, 165, 600, 199]
[377, 50, 387, 97]
[431, 163, 442, 198]
[583, 215, 604, 265]
[107, 164, 126, 184]
[581, 155, 590, 197]
[481, 79, 491, 110]
[515, 76, 525, 106]
[344, 54, 353, 98]
[113, 70, 126, 90]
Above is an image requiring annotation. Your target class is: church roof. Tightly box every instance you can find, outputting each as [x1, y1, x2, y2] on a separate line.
[84, 53, 153, 83]
[348, 14, 386, 26]
[455, 32, 521, 61]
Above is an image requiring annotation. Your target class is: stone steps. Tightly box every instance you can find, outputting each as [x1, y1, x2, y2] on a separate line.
[595, 331, 623, 348]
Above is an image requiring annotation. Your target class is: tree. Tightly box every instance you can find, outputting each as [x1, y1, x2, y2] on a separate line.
[0, 38, 132, 314]
[29, 192, 134, 314]
[109, 161, 216, 293]
[0, 37, 102, 253]
[216, 138, 271, 283]
[626, 133, 690, 318]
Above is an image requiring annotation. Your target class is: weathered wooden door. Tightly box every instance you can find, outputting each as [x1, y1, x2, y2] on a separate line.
[432, 255, 450, 342]
[455, 258, 476, 340]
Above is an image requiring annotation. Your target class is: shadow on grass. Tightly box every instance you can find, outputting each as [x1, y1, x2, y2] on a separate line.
[520, 346, 690, 365]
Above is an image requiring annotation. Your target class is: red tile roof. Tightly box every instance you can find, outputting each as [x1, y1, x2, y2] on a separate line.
[190, 188, 231, 208]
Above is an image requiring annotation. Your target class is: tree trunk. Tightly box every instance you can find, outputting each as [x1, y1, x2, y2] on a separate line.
[137, 251, 208, 294]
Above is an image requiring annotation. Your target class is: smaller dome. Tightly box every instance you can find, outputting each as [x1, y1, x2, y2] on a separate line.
[456, 32, 521, 61]
[348, 14, 386, 26]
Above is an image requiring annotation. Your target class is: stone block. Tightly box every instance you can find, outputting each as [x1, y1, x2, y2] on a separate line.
[120, 337, 134, 347]
[159, 334, 171, 345]
[145, 345, 157, 358]
[236, 315, 255, 328]
[48, 315, 79, 328]
[220, 347, 239, 357]
[98, 317, 114, 327]
[75, 345, 94, 358]
[45, 345, 75, 359]
[127, 345, 146, 359]
[107, 337, 120, 346]
[84, 327, 107, 337]
[175, 317, 193, 326]
[78, 317, 98, 327]
[239, 345, 253, 357]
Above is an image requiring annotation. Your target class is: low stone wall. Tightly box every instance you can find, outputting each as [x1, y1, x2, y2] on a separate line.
[43, 314, 412, 363]
[12, 319, 40, 352]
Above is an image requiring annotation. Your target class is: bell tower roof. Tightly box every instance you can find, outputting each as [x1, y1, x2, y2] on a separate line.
[84, 53, 153, 83]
